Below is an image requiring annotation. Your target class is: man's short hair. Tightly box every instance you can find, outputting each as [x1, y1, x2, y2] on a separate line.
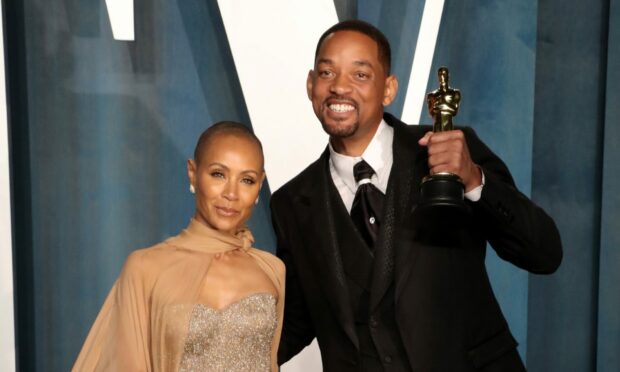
[314, 19, 392, 75]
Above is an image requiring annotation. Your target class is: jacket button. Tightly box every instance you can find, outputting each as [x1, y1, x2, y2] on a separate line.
[369, 317, 378, 328]
[384, 355, 392, 363]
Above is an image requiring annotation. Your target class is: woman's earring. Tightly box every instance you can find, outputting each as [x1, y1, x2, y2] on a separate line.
[189, 184, 196, 194]
[255, 196, 259, 205]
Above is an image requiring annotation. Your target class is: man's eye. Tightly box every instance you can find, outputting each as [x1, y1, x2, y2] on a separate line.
[319, 70, 333, 77]
[355, 72, 369, 80]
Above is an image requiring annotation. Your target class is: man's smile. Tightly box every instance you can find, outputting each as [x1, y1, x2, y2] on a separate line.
[328, 103, 355, 113]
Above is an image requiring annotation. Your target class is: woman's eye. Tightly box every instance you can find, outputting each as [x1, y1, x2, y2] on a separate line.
[210, 171, 224, 178]
[241, 178, 256, 185]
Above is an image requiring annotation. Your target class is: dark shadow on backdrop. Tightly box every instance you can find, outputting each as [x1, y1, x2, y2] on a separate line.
[3, 0, 34, 370]
[335, 0, 358, 21]
[127, 0, 156, 74]
[358, 0, 424, 120]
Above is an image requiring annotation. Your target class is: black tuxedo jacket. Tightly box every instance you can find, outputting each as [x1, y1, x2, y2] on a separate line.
[270, 113, 562, 371]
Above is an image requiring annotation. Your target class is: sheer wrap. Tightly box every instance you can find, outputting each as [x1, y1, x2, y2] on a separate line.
[73, 218, 285, 372]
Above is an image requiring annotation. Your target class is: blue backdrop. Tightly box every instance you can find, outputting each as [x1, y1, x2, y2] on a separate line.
[5, 0, 619, 371]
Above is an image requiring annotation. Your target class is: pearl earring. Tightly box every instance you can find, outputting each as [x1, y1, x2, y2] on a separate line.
[255, 196, 259, 205]
[189, 184, 196, 194]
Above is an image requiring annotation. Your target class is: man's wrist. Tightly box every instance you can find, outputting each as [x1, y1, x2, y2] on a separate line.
[464, 167, 485, 202]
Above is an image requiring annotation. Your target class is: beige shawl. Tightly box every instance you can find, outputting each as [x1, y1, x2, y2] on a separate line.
[73, 218, 285, 371]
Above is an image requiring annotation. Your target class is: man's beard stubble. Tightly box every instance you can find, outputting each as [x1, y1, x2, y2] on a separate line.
[317, 94, 359, 139]
[320, 118, 359, 139]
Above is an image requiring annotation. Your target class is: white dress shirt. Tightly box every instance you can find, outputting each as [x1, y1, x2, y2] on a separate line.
[329, 119, 484, 213]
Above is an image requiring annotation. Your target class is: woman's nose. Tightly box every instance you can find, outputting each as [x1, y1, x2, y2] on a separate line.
[222, 181, 238, 200]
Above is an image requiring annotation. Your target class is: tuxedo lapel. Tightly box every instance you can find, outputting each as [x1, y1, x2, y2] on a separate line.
[294, 149, 359, 348]
[370, 115, 428, 310]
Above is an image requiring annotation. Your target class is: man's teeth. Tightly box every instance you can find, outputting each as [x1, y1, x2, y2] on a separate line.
[329, 104, 354, 113]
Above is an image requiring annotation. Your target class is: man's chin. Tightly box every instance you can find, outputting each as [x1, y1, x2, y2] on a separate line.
[320, 120, 358, 138]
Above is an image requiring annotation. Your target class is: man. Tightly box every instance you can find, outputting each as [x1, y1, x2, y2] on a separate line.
[270, 20, 562, 372]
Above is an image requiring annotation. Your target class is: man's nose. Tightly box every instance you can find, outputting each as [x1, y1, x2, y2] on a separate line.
[329, 74, 352, 95]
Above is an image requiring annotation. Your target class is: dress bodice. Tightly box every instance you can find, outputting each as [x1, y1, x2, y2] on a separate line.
[178, 293, 277, 372]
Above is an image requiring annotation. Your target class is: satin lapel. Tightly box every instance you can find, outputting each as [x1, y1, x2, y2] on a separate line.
[295, 149, 359, 348]
[395, 124, 431, 301]
[370, 116, 428, 310]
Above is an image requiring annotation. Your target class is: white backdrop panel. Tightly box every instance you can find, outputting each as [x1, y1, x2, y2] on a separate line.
[218, 0, 335, 192]
[401, 0, 445, 124]
[218, 1, 339, 370]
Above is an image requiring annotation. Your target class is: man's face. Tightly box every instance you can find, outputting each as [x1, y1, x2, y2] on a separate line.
[307, 30, 397, 142]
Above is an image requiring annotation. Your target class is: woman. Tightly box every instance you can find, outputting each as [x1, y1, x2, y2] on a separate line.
[73, 122, 285, 371]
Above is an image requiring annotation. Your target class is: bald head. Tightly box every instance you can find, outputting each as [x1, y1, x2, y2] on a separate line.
[193, 121, 264, 169]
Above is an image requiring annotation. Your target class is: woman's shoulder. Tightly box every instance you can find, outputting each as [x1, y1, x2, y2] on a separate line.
[121, 241, 179, 276]
[248, 248, 285, 277]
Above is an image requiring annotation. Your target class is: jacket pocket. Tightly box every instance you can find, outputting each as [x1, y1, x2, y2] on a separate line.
[467, 327, 518, 369]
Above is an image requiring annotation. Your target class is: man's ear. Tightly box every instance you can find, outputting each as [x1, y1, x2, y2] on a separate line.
[382, 75, 399, 106]
[306, 70, 314, 100]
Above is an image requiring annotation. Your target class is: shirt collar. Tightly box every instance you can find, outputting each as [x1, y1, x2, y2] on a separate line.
[328, 119, 394, 194]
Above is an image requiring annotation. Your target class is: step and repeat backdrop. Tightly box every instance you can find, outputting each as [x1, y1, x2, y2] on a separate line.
[3, 0, 619, 371]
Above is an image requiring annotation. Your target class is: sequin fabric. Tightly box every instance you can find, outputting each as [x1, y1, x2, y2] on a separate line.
[178, 293, 277, 372]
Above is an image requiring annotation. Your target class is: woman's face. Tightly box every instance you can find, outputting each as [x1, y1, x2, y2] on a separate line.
[188, 133, 264, 234]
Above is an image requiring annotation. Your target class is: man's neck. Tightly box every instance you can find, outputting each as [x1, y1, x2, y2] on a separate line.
[329, 138, 368, 157]
[329, 121, 382, 157]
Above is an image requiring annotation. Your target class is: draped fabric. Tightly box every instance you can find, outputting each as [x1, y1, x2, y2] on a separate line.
[73, 219, 284, 372]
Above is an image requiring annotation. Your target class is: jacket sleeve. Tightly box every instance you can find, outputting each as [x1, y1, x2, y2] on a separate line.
[464, 127, 563, 274]
[270, 191, 317, 364]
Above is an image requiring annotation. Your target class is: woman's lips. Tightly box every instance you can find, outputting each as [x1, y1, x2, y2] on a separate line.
[215, 206, 239, 217]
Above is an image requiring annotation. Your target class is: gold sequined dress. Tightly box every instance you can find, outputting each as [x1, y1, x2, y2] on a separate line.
[73, 219, 285, 372]
[179, 293, 276, 371]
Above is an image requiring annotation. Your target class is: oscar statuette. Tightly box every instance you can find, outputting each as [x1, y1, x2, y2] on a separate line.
[414, 67, 468, 228]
